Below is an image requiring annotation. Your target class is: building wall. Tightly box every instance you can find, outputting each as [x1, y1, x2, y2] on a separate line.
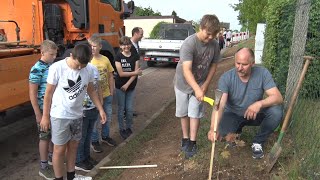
[124, 18, 174, 38]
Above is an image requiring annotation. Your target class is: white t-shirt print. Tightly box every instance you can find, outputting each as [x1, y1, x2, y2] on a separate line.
[47, 58, 94, 119]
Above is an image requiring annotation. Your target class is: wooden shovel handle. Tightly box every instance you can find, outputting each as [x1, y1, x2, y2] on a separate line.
[281, 57, 312, 132]
[208, 110, 219, 180]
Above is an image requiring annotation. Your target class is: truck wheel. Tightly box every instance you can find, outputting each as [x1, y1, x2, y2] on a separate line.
[147, 61, 155, 67]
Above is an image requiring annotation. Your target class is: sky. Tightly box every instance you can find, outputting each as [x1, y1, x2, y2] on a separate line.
[132, 0, 241, 31]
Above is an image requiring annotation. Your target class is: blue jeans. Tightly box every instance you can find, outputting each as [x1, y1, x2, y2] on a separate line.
[116, 88, 135, 130]
[91, 96, 113, 142]
[76, 108, 98, 163]
[218, 105, 283, 144]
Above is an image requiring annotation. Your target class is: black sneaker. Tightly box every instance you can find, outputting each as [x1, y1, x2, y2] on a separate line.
[185, 141, 197, 159]
[126, 128, 133, 137]
[120, 129, 128, 139]
[252, 143, 264, 159]
[86, 157, 98, 166]
[91, 141, 103, 153]
[75, 160, 94, 172]
[101, 137, 117, 146]
[181, 138, 190, 152]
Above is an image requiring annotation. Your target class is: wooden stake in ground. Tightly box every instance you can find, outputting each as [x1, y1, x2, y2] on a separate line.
[207, 89, 223, 180]
[99, 164, 157, 169]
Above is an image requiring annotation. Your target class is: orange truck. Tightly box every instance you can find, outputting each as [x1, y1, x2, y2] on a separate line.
[0, 0, 134, 113]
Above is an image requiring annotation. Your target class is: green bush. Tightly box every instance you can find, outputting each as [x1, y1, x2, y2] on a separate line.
[149, 21, 168, 39]
[263, 0, 320, 178]
[263, 0, 296, 94]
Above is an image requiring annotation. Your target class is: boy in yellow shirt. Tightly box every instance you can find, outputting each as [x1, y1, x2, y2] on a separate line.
[89, 35, 117, 152]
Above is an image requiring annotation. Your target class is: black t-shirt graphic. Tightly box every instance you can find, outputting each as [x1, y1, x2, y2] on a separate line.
[114, 52, 140, 90]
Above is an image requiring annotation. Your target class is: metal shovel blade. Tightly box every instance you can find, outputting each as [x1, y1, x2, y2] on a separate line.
[266, 142, 282, 172]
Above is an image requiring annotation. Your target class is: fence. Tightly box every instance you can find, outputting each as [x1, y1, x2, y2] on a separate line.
[231, 32, 250, 42]
[263, 0, 319, 178]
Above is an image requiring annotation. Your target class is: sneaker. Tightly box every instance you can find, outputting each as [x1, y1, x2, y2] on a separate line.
[91, 141, 103, 153]
[101, 136, 117, 146]
[75, 160, 94, 172]
[48, 156, 52, 165]
[252, 143, 264, 159]
[39, 166, 55, 180]
[126, 128, 133, 137]
[181, 138, 190, 152]
[185, 142, 197, 159]
[73, 174, 93, 180]
[86, 156, 98, 166]
[120, 129, 128, 139]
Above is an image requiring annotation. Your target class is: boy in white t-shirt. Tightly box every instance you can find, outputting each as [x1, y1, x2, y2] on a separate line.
[40, 44, 106, 180]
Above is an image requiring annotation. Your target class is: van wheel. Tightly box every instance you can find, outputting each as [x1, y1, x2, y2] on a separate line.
[147, 61, 155, 67]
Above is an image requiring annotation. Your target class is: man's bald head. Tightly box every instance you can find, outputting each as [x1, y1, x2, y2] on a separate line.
[235, 48, 255, 63]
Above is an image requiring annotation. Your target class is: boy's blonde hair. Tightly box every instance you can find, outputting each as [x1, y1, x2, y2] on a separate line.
[88, 35, 102, 46]
[40, 40, 58, 53]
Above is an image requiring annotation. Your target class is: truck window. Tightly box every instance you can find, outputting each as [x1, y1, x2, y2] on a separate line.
[164, 29, 189, 40]
[100, 0, 121, 11]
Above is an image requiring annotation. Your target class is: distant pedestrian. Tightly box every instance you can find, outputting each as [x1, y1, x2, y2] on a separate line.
[174, 14, 221, 159]
[29, 40, 57, 179]
[115, 36, 142, 139]
[226, 30, 232, 47]
[218, 32, 225, 50]
[40, 44, 106, 180]
[88, 35, 117, 154]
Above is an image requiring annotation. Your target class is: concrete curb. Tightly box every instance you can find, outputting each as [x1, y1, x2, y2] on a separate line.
[86, 96, 176, 178]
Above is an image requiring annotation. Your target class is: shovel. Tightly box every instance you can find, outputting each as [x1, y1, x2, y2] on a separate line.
[204, 89, 223, 180]
[266, 56, 314, 172]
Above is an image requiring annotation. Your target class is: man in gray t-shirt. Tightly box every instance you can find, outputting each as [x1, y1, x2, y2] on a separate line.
[174, 14, 221, 159]
[208, 48, 283, 159]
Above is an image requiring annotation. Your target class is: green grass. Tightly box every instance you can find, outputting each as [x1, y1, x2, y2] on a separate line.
[287, 99, 320, 179]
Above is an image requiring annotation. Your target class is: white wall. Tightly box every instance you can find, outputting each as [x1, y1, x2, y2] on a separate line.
[254, 23, 266, 64]
[124, 18, 174, 38]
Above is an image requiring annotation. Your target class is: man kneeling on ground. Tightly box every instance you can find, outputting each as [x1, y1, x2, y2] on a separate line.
[208, 48, 283, 159]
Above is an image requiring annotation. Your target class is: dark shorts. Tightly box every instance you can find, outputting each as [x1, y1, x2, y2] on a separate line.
[226, 38, 231, 42]
[37, 123, 51, 140]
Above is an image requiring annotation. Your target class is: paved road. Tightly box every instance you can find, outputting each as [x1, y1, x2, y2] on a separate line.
[0, 64, 176, 180]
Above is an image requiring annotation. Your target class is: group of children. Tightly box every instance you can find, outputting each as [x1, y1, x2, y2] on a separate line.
[29, 35, 142, 180]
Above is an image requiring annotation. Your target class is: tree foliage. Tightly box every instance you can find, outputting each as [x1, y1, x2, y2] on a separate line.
[149, 21, 168, 39]
[133, 6, 161, 16]
[171, 10, 177, 16]
[231, 0, 268, 33]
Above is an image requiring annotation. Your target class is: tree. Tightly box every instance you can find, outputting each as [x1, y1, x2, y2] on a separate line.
[171, 10, 177, 16]
[149, 21, 168, 39]
[231, 0, 267, 33]
[133, 6, 161, 16]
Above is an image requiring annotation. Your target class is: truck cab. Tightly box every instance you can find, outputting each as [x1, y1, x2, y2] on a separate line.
[0, 0, 134, 112]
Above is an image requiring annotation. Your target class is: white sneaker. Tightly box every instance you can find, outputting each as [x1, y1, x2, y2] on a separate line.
[73, 174, 92, 180]
[251, 143, 264, 159]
